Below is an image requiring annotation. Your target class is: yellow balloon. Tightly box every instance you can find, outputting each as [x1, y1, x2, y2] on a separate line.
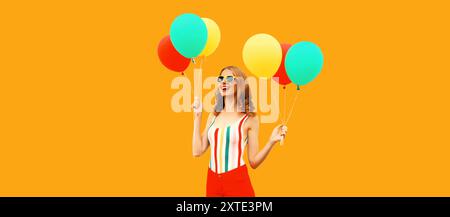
[199, 18, 221, 57]
[242, 33, 282, 78]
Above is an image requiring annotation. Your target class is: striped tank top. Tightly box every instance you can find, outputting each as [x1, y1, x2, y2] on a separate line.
[207, 114, 249, 174]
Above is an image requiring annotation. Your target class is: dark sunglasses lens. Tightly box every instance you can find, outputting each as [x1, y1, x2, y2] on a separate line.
[217, 76, 224, 82]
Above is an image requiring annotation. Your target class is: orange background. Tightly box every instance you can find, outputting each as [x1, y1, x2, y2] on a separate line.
[1, 0, 449, 196]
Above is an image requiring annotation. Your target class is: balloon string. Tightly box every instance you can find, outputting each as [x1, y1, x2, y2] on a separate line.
[280, 86, 288, 146]
[285, 90, 300, 126]
[283, 86, 287, 124]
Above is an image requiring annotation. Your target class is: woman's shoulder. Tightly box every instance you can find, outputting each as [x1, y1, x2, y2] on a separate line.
[206, 112, 216, 123]
[244, 114, 259, 128]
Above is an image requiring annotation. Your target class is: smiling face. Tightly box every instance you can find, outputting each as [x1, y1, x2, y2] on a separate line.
[213, 66, 255, 117]
[218, 69, 237, 96]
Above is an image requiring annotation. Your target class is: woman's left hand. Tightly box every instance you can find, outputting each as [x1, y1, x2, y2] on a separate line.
[270, 125, 288, 144]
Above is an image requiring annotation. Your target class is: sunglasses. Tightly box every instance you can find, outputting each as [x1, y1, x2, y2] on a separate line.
[217, 75, 236, 83]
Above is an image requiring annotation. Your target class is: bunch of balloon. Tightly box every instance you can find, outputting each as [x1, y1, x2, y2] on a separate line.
[281, 41, 324, 143]
[243, 34, 324, 145]
[157, 13, 221, 75]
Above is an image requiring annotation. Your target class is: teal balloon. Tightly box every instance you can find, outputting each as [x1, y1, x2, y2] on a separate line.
[170, 13, 207, 58]
[285, 41, 324, 87]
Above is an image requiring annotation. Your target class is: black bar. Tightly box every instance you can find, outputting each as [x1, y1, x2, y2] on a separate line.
[1, 197, 450, 216]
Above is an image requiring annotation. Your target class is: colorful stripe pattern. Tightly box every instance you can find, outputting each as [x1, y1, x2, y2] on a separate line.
[208, 114, 249, 174]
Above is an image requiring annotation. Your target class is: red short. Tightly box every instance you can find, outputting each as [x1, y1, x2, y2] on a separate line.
[206, 165, 255, 197]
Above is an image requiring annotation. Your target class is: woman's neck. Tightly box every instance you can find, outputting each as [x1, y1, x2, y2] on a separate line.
[224, 96, 236, 112]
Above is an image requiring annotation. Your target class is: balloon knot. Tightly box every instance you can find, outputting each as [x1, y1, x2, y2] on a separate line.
[283, 86, 286, 89]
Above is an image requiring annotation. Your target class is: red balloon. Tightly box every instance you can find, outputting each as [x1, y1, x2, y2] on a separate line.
[272, 43, 292, 86]
[158, 35, 190, 73]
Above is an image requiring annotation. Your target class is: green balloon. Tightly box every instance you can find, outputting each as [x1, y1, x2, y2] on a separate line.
[285, 42, 324, 88]
[170, 13, 207, 58]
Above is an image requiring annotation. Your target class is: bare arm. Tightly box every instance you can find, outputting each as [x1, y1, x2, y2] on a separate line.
[247, 116, 288, 169]
[192, 97, 212, 157]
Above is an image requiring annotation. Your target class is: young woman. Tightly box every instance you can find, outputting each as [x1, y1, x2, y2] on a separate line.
[192, 66, 288, 197]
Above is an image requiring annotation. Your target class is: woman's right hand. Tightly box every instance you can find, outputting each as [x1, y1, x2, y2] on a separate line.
[192, 96, 202, 118]
[270, 124, 288, 144]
